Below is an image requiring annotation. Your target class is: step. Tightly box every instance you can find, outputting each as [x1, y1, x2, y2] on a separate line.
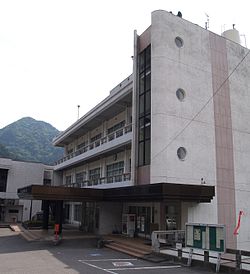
[105, 243, 146, 258]
[10, 225, 22, 232]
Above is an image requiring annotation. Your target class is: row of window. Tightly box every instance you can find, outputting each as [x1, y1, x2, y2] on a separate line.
[65, 161, 128, 185]
[67, 120, 129, 155]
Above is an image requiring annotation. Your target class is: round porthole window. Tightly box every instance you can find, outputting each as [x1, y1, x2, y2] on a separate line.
[176, 88, 186, 101]
[177, 147, 187, 161]
[175, 36, 184, 48]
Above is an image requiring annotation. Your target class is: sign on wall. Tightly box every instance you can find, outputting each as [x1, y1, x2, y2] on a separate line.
[186, 223, 226, 253]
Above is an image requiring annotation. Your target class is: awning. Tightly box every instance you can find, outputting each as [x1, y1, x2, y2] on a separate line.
[18, 183, 215, 203]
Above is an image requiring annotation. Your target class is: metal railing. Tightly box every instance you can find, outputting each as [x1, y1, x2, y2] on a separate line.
[55, 124, 132, 165]
[152, 230, 185, 252]
[152, 230, 250, 272]
[64, 173, 131, 188]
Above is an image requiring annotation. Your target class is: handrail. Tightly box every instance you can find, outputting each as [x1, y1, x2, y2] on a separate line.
[55, 124, 132, 165]
[64, 173, 131, 188]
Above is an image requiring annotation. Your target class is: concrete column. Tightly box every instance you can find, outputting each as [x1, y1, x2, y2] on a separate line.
[55, 200, 63, 234]
[42, 200, 50, 230]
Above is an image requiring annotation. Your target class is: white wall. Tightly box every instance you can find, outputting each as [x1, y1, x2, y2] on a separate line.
[149, 10, 217, 226]
[0, 158, 53, 222]
[227, 41, 250, 250]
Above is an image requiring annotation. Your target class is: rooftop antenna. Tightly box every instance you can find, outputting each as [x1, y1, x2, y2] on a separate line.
[77, 105, 80, 120]
[205, 13, 209, 30]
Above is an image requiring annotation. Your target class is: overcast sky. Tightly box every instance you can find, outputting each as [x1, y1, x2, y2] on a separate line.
[0, 0, 249, 131]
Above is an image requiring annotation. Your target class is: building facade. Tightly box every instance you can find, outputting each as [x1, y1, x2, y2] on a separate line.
[0, 158, 53, 222]
[51, 10, 250, 250]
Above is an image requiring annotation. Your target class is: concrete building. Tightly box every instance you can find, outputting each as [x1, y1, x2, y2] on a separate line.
[19, 10, 250, 251]
[0, 158, 53, 222]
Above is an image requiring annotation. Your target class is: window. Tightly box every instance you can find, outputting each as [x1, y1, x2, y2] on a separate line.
[77, 141, 86, 150]
[76, 172, 86, 185]
[90, 133, 102, 143]
[106, 161, 124, 183]
[89, 168, 101, 185]
[175, 36, 184, 48]
[9, 209, 18, 214]
[107, 120, 125, 135]
[177, 147, 187, 160]
[138, 45, 151, 166]
[0, 169, 8, 192]
[74, 204, 82, 222]
[65, 175, 72, 186]
[176, 88, 186, 101]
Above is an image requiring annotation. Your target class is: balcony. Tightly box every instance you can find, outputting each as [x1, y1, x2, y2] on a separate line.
[54, 124, 132, 170]
[64, 173, 132, 189]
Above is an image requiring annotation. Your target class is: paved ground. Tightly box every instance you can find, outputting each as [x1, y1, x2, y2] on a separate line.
[0, 228, 214, 274]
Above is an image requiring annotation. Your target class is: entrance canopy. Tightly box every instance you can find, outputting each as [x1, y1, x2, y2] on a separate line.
[17, 183, 215, 203]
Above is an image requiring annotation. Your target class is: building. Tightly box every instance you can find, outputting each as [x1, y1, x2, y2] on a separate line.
[19, 10, 250, 251]
[0, 158, 53, 222]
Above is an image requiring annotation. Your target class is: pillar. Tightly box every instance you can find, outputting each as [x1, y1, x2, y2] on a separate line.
[55, 200, 63, 234]
[42, 200, 50, 230]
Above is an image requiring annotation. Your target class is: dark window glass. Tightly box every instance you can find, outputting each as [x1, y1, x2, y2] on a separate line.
[145, 140, 151, 165]
[139, 95, 144, 117]
[145, 46, 151, 68]
[139, 74, 145, 94]
[145, 69, 151, 91]
[145, 91, 151, 114]
[0, 169, 8, 192]
[138, 45, 151, 166]
[138, 142, 144, 166]
[139, 53, 145, 73]
[107, 120, 125, 135]
[90, 133, 102, 143]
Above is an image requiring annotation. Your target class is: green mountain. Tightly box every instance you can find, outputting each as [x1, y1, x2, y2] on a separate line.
[0, 117, 63, 165]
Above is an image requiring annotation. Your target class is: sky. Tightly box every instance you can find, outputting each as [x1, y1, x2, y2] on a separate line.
[0, 0, 249, 131]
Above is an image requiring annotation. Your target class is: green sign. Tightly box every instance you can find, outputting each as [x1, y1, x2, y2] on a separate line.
[186, 223, 225, 253]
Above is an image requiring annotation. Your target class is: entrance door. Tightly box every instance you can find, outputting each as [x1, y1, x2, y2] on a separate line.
[165, 203, 180, 230]
[129, 206, 151, 237]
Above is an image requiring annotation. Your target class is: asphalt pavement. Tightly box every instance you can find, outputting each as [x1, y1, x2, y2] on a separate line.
[0, 228, 214, 274]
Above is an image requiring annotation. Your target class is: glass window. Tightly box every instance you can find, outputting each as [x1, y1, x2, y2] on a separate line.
[139, 53, 145, 73]
[175, 36, 184, 48]
[139, 74, 145, 94]
[145, 140, 151, 165]
[76, 172, 86, 184]
[139, 95, 144, 117]
[90, 133, 102, 143]
[106, 161, 124, 183]
[145, 69, 151, 91]
[138, 142, 144, 166]
[89, 168, 101, 185]
[74, 204, 82, 222]
[0, 169, 8, 192]
[107, 120, 125, 135]
[65, 175, 71, 186]
[176, 88, 186, 101]
[145, 91, 151, 114]
[138, 45, 151, 166]
[177, 147, 187, 161]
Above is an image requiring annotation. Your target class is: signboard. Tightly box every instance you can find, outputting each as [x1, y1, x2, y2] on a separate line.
[186, 223, 225, 253]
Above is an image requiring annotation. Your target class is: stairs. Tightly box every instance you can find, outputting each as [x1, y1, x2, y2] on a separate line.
[104, 238, 152, 258]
